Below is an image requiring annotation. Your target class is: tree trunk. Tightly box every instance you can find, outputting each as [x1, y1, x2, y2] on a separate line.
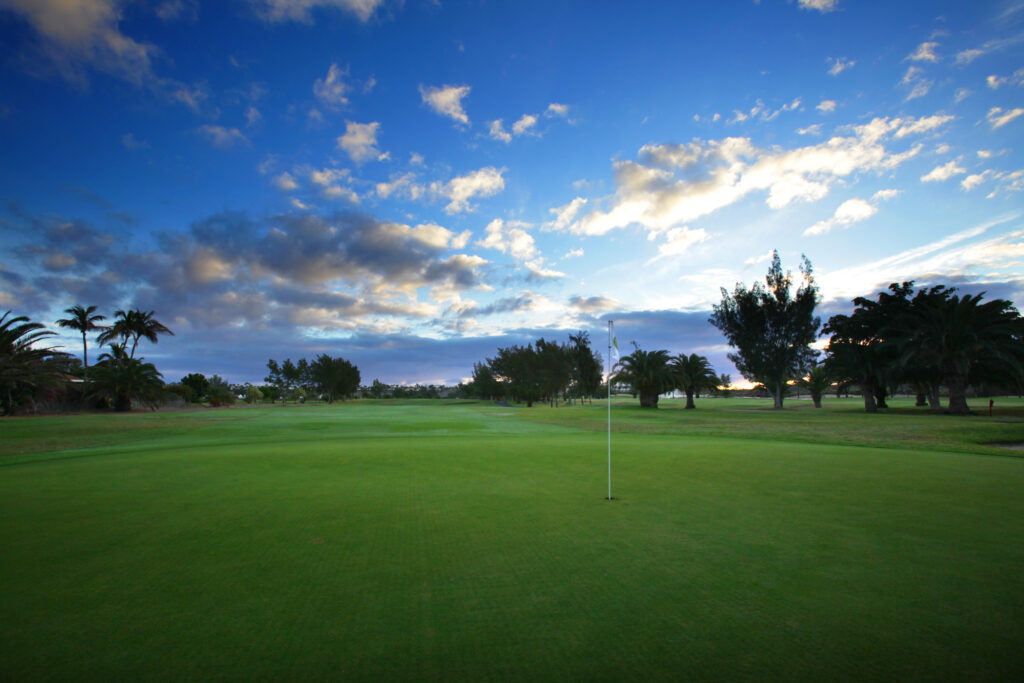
[862, 380, 877, 413]
[946, 373, 970, 415]
[811, 391, 822, 408]
[639, 390, 660, 408]
[684, 388, 696, 409]
[915, 392, 927, 407]
[927, 381, 941, 412]
[773, 383, 784, 409]
[874, 385, 888, 409]
[82, 332, 89, 380]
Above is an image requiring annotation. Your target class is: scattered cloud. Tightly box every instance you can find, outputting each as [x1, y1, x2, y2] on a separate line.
[476, 218, 537, 260]
[985, 68, 1024, 89]
[0, 0, 160, 87]
[954, 88, 971, 103]
[488, 119, 512, 143]
[804, 198, 878, 236]
[245, 105, 262, 126]
[337, 120, 384, 163]
[568, 295, 620, 313]
[921, 159, 966, 182]
[827, 57, 855, 76]
[901, 65, 932, 101]
[120, 132, 149, 150]
[907, 41, 940, 62]
[555, 115, 943, 238]
[817, 99, 837, 113]
[430, 167, 505, 213]
[797, 123, 823, 136]
[512, 114, 538, 135]
[653, 226, 710, 258]
[313, 62, 351, 106]
[274, 172, 299, 191]
[743, 249, 775, 266]
[961, 171, 991, 191]
[987, 107, 1024, 129]
[196, 125, 249, 148]
[419, 84, 470, 125]
[799, 0, 838, 13]
[248, 0, 386, 23]
[545, 103, 569, 118]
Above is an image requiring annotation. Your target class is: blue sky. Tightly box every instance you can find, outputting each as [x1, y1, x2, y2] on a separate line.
[1, 0, 1023, 386]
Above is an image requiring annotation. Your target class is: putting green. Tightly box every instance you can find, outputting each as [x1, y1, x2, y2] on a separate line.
[2, 401, 1024, 679]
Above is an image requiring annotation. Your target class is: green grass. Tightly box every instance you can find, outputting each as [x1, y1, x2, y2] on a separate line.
[2, 400, 1024, 680]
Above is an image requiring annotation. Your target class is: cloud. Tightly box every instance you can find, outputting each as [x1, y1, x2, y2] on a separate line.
[986, 68, 1024, 90]
[196, 125, 249, 148]
[743, 249, 775, 266]
[901, 66, 932, 101]
[568, 295, 621, 314]
[804, 198, 878, 236]
[120, 132, 148, 150]
[954, 88, 971, 103]
[0, 0, 159, 86]
[310, 167, 359, 203]
[337, 120, 384, 163]
[827, 57, 855, 75]
[245, 105, 262, 126]
[871, 188, 900, 201]
[799, 0, 837, 12]
[477, 219, 537, 260]
[248, 0, 386, 23]
[908, 41, 940, 62]
[817, 99, 837, 113]
[313, 62, 350, 106]
[419, 84, 470, 125]
[273, 172, 299, 191]
[488, 120, 512, 143]
[375, 172, 425, 201]
[545, 103, 569, 118]
[431, 167, 505, 213]
[653, 226, 710, 258]
[544, 197, 588, 231]
[921, 159, 966, 182]
[562, 248, 584, 259]
[524, 261, 565, 280]
[512, 114, 538, 135]
[556, 115, 943, 238]
[987, 107, 1024, 129]
[797, 124, 823, 136]
[961, 172, 991, 191]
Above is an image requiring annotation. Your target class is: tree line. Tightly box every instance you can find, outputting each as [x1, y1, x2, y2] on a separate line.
[265, 355, 361, 403]
[465, 332, 603, 406]
[1, 306, 173, 415]
[708, 251, 1023, 415]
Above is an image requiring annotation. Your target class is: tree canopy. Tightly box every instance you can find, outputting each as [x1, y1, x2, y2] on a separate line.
[710, 251, 820, 409]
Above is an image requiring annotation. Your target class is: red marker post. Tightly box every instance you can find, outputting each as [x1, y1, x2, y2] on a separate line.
[989, 399, 994, 417]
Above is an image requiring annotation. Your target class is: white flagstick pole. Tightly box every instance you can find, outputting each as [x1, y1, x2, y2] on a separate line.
[607, 320, 612, 501]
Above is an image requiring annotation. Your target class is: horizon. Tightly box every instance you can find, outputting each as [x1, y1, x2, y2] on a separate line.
[1, 0, 1022, 386]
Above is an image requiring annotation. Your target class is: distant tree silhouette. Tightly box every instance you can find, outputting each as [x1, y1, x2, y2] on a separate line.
[55, 305, 105, 379]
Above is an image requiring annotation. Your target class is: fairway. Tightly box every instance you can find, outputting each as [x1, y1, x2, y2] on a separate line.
[3, 400, 1024, 680]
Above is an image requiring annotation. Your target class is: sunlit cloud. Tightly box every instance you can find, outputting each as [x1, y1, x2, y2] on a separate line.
[419, 84, 471, 125]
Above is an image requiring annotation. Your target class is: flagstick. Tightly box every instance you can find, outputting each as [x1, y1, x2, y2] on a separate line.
[607, 319, 612, 501]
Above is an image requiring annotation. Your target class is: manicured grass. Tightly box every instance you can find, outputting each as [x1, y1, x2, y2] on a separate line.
[2, 401, 1024, 679]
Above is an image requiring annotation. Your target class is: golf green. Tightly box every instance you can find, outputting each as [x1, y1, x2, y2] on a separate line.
[3, 401, 1024, 680]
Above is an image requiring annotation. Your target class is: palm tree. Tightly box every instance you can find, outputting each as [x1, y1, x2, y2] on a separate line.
[0, 311, 69, 415]
[903, 293, 1023, 415]
[671, 353, 718, 409]
[98, 309, 174, 358]
[55, 305, 105, 379]
[798, 365, 831, 408]
[615, 348, 674, 408]
[89, 344, 165, 411]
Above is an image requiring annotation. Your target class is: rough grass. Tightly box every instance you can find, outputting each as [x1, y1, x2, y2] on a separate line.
[2, 401, 1024, 680]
